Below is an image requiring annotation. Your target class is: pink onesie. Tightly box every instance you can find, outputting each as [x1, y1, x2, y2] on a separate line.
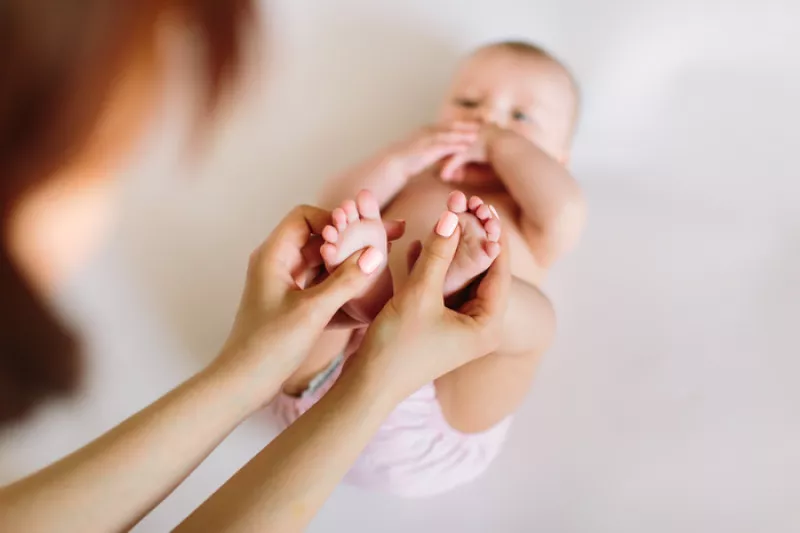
[271, 356, 512, 498]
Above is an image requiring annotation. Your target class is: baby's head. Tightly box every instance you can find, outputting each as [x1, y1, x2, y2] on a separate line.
[438, 41, 579, 165]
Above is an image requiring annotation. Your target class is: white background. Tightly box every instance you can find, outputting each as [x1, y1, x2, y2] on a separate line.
[2, 0, 799, 531]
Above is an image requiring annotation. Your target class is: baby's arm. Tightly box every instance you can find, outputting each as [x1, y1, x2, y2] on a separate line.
[489, 131, 586, 267]
[318, 149, 407, 210]
[319, 123, 479, 209]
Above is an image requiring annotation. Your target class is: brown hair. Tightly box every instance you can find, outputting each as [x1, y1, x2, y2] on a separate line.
[0, 0, 254, 425]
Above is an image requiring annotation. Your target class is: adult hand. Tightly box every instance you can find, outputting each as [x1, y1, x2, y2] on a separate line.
[215, 205, 404, 381]
[354, 208, 511, 400]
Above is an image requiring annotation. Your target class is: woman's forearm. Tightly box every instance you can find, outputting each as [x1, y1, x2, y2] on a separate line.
[0, 353, 289, 533]
[176, 358, 400, 533]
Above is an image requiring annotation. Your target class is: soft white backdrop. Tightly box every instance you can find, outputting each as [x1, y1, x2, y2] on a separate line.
[2, 1, 799, 531]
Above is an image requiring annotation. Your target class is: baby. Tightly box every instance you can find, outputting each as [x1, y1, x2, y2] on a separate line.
[273, 41, 585, 497]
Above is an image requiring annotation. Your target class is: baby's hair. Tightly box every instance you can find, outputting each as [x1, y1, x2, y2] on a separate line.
[492, 40, 552, 57]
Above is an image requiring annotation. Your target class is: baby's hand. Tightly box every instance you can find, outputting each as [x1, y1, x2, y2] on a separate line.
[440, 125, 504, 183]
[393, 122, 480, 179]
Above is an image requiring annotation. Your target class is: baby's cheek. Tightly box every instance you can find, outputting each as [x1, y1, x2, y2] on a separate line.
[514, 126, 554, 152]
[507, 122, 536, 142]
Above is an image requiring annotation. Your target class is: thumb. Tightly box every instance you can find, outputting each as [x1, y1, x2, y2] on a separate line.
[302, 247, 384, 319]
[407, 210, 461, 293]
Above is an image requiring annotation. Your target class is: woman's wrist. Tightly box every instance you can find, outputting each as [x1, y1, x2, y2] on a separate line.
[329, 354, 402, 417]
[203, 342, 300, 417]
[344, 344, 418, 408]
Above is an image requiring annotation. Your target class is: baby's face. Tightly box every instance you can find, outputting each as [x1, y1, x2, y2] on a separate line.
[438, 47, 576, 164]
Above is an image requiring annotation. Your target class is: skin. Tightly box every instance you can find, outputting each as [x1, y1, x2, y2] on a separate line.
[0, 203, 510, 533]
[0, 40, 512, 532]
[6, 39, 162, 296]
[286, 45, 586, 434]
[439, 45, 578, 165]
[177, 218, 510, 533]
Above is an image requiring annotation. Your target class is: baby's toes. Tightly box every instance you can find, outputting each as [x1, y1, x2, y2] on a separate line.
[468, 195, 484, 211]
[484, 241, 501, 259]
[322, 225, 339, 244]
[447, 190, 468, 213]
[484, 217, 501, 243]
[332, 207, 348, 232]
[342, 199, 360, 223]
[356, 190, 381, 220]
[320, 242, 338, 267]
[475, 203, 492, 222]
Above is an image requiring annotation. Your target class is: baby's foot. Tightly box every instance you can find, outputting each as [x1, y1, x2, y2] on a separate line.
[442, 191, 502, 297]
[320, 190, 392, 321]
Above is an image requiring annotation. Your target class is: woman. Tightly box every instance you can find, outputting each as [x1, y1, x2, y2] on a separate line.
[0, 2, 510, 531]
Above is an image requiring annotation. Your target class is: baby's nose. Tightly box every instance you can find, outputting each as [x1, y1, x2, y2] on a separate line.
[478, 106, 503, 127]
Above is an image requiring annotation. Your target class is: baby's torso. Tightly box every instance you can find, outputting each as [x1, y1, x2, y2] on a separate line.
[383, 173, 546, 286]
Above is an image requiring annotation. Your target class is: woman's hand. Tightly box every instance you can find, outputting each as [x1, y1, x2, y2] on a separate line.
[214, 205, 403, 390]
[174, 210, 511, 533]
[354, 209, 511, 400]
[0, 203, 407, 533]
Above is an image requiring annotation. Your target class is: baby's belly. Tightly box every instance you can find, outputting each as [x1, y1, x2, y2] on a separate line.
[383, 176, 545, 286]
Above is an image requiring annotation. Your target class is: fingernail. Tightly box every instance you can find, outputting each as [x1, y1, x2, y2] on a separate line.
[358, 247, 384, 274]
[488, 205, 501, 220]
[436, 211, 459, 237]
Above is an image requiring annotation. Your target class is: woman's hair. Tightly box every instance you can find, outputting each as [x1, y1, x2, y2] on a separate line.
[0, 0, 254, 425]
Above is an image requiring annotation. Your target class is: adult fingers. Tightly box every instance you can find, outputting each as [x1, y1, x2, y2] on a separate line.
[299, 235, 325, 271]
[301, 247, 384, 323]
[274, 205, 332, 241]
[259, 205, 333, 273]
[327, 310, 366, 329]
[384, 219, 407, 242]
[406, 240, 422, 273]
[406, 211, 461, 294]
[464, 230, 511, 323]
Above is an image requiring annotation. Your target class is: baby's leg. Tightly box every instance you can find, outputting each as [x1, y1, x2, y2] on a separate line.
[435, 277, 556, 433]
[282, 191, 394, 396]
[397, 191, 555, 433]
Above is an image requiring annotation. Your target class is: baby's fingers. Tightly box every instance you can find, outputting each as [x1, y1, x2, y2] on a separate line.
[448, 121, 481, 133]
[441, 153, 468, 181]
[427, 131, 478, 147]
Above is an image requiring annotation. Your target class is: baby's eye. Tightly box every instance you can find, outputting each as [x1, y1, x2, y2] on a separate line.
[512, 110, 531, 122]
[455, 98, 479, 109]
